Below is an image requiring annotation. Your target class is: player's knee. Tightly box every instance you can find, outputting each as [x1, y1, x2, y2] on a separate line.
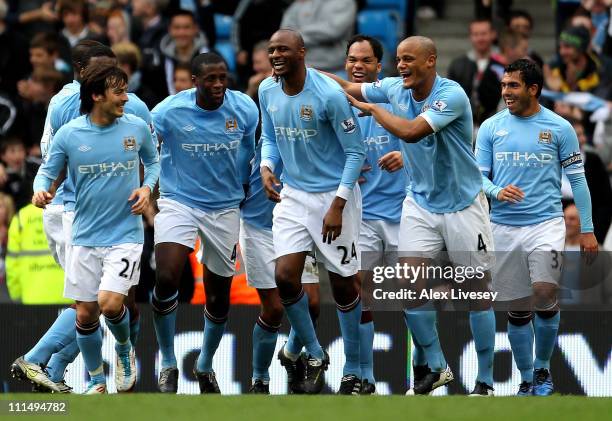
[98, 295, 124, 318]
[330, 276, 359, 306]
[261, 304, 284, 326]
[155, 267, 179, 292]
[508, 311, 533, 326]
[205, 294, 230, 318]
[532, 283, 558, 311]
[76, 305, 99, 325]
[275, 266, 301, 298]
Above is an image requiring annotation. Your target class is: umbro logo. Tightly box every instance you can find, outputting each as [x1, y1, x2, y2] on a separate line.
[78, 145, 92, 152]
[495, 129, 509, 137]
[268, 105, 278, 113]
[183, 125, 195, 132]
[398, 103, 409, 111]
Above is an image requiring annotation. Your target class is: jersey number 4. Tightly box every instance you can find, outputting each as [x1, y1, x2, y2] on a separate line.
[477, 234, 487, 252]
[338, 243, 357, 265]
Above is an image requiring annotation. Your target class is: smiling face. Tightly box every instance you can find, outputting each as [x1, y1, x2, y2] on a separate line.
[193, 62, 228, 108]
[395, 38, 436, 90]
[345, 40, 381, 83]
[96, 80, 129, 119]
[267, 31, 305, 78]
[501, 70, 537, 116]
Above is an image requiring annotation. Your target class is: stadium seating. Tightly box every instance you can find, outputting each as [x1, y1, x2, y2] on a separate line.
[214, 13, 233, 40]
[213, 14, 236, 72]
[357, 9, 402, 62]
[364, 0, 407, 20]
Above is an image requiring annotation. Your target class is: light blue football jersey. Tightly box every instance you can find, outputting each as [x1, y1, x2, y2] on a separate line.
[39, 80, 81, 206]
[152, 88, 258, 212]
[49, 90, 154, 211]
[355, 104, 407, 223]
[362, 75, 482, 213]
[259, 69, 365, 195]
[475, 106, 584, 226]
[240, 142, 283, 230]
[34, 114, 160, 246]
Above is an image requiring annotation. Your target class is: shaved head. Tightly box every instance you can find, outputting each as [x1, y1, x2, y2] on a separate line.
[272, 29, 305, 48]
[399, 36, 437, 58]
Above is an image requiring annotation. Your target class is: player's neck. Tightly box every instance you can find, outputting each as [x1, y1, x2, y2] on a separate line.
[89, 108, 117, 127]
[516, 101, 541, 118]
[412, 72, 436, 102]
[196, 95, 223, 111]
[281, 66, 307, 96]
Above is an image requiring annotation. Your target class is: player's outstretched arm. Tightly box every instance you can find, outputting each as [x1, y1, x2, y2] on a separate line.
[347, 93, 433, 142]
[318, 70, 365, 101]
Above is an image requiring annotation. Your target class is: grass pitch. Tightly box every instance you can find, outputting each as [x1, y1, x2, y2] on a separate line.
[1, 394, 611, 421]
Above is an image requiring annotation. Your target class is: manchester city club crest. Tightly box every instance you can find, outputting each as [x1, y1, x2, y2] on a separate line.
[123, 136, 136, 151]
[300, 104, 314, 121]
[538, 129, 552, 144]
[225, 117, 238, 133]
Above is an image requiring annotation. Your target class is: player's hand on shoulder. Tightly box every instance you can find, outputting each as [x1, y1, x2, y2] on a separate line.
[322, 197, 345, 244]
[346, 93, 371, 116]
[580, 232, 598, 265]
[261, 166, 281, 203]
[497, 184, 525, 203]
[31, 190, 53, 208]
[129, 185, 151, 215]
[378, 151, 403, 172]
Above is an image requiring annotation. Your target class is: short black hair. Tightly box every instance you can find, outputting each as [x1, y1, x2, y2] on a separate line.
[80, 64, 127, 114]
[174, 62, 192, 75]
[346, 34, 383, 62]
[191, 52, 226, 77]
[81, 44, 116, 70]
[506, 9, 534, 29]
[170, 9, 196, 24]
[505, 58, 543, 97]
[71, 39, 104, 71]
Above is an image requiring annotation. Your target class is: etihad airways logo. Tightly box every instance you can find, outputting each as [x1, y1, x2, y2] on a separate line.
[78, 160, 138, 175]
[181, 140, 240, 155]
[274, 126, 318, 142]
[363, 135, 390, 148]
[495, 151, 554, 168]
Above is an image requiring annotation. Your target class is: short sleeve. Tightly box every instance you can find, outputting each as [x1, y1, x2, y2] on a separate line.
[420, 85, 468, 133]
[361, 77, 399, 104]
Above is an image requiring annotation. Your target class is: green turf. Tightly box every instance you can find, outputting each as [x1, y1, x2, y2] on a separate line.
[1, 394, 611, 421]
